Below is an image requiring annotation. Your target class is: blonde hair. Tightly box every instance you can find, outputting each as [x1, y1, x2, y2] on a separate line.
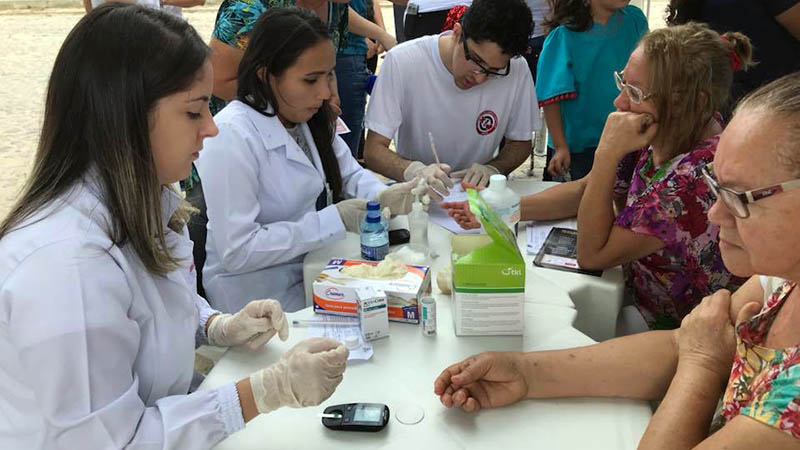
[734, 73, 800, 175]
[640, 22, 753, 157]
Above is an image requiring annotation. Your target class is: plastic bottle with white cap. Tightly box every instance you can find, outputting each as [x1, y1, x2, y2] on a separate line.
[480, 174, 521, 235]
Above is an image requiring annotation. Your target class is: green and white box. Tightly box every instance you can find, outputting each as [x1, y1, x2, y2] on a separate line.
[451, 190, 525, 336]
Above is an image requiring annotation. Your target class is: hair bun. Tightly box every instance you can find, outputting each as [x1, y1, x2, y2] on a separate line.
[721, 31, 753, 72]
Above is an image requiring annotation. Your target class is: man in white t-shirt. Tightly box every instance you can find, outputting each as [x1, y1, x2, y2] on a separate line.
[364, 0, 538, 199]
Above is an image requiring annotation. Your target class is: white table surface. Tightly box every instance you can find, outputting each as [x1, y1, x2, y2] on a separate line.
[199, 288, 652, 450]
[303, 180, 625, 341]
[199, 180, 651, 449]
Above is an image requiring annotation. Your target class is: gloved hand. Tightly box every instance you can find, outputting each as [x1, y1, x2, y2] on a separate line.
[207, 299, 289, 350]
[335, 199, 368, 233]
[250, 337, 349, 414]
[450, 163, 499, 188]
[376, 177, 429, 216]
[403, 161, 453, 202]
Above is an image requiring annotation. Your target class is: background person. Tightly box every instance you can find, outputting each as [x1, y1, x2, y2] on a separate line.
[435, 72, 800, 449]
[198, 8, 424, 314]
[0, 5, 348, 448]
[403, 0, 471, 40]
[445, 23, 750, 331]
[666, 0, 800, 118]
[364, 0, 538, 200]
[536, 0, 648, 181]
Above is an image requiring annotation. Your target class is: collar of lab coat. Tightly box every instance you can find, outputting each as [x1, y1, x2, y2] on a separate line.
[237, 100, 327, 182]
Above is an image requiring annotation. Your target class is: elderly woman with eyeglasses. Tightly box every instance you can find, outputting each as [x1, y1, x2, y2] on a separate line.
[435, 71, 800, 449]
[444, 23, 751, 332]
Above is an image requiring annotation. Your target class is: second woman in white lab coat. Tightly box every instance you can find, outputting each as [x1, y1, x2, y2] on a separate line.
[197, 7, 422, 313]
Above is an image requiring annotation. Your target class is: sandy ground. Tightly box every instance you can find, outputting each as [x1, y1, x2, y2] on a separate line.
[0, 1, 667, 221]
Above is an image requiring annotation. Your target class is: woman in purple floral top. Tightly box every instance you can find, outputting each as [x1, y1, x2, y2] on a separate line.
[443, 23, 749, 329]
[612, 132, 746, 329]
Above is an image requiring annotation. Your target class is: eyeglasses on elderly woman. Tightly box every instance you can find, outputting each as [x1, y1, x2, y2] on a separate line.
[700, 162, 800, 218]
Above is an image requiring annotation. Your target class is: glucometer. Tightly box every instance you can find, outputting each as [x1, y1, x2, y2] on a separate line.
[320, 403, 390, 432]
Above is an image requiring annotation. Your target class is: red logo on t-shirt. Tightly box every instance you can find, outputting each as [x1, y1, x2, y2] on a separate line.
[476, 110, 498, 136]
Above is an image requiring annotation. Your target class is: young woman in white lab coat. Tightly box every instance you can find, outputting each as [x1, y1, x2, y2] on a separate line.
[197, 7, 421, 314]
[0, 5, 349, 449]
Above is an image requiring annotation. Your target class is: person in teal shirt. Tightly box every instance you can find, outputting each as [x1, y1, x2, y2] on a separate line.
[536, 1, 647, 181]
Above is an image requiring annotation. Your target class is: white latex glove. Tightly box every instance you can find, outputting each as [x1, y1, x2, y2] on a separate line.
[450, 163, 499, 188]
[376, 177, 429, 216]
[207, 299, 289, 350]
[250, 337, 349, 414]
[335, 198, 368, 233]
[403, 161, 454, 201]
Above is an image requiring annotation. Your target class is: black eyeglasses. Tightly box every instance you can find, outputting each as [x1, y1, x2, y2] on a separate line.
[700, 162, 800, 218]
[461, 37, 510, 77]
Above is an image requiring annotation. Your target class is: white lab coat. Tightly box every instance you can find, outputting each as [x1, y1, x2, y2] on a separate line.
[0, 179, 244, 449]
[197, 100, 387, 313]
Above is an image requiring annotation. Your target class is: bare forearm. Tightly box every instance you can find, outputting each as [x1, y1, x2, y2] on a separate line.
[349, 7, 388, 40]
[364, 132, 411, 181]
[372, 0, 386, 29]
[523, 330, 679, 400]
[488, 140, 531, 174]
[83, 0, 92, 12]
[543, 103, 568, 150]
[638, 362, 727, 450]
[576, 147, 619, 261]
[162, 0, 205, 6]
[520, 177, 587, 221]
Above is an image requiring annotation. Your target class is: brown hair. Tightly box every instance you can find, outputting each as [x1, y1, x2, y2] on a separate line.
[640, 23, 753, 157]
[0, 4, 208, 276]
[734, 73, 800, 175]
[544, 0, 593, 33]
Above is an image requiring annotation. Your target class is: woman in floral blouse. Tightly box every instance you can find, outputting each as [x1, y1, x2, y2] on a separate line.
[444, 23, 750, 330]
[435, 71, 800, 448]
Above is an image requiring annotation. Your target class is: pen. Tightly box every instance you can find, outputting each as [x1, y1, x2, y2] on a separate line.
[427, 132, 442, 166]
[292, 319, 359, 327]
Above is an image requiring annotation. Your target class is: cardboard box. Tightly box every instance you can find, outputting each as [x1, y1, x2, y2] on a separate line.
[357, 286, 389, 341]
[313, 258, 431, 323]
[451, 190, 525, 336]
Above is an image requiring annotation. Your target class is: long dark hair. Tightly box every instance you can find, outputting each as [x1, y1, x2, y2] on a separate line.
[665, 0, 703, 25]
[237, 7, 343, 202]
[0, 3, 210, 276]
[545, 0, 594, 33]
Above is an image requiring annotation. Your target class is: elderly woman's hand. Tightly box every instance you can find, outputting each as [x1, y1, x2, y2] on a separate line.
[677, 290, 761, 380]
[596, 112, 659, 161]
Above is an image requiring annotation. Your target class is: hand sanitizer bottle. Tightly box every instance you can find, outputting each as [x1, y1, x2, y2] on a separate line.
[480, 174, 521, 235]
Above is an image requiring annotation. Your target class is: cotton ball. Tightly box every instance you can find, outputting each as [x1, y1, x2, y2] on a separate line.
[436, 267, 452, 295]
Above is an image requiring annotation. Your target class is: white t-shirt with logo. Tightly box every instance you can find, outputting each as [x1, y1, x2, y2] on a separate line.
[411, 0, 472, 13]
[365, 32, 539, 173]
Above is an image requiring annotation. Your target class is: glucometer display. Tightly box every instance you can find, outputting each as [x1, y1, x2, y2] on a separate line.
[353, 404, 383, 423]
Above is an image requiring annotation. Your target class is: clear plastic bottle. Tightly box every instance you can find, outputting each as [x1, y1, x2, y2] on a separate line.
[360, 201, 389, 261]
[408, 196, 429, 250]
[480, 174, 521, 234]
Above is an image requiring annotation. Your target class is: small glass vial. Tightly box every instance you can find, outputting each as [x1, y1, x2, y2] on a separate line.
[420, 296, 436, 336]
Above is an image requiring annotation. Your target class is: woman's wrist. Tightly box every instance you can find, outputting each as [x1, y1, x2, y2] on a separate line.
[236, 377, 259, 423]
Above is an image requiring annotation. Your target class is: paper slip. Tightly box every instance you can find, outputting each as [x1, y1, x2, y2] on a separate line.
[335, 117, 351, 135]
[526, 218, 578, 255]
[306, 317, 373, 361]
[428, 183, 482, 234]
